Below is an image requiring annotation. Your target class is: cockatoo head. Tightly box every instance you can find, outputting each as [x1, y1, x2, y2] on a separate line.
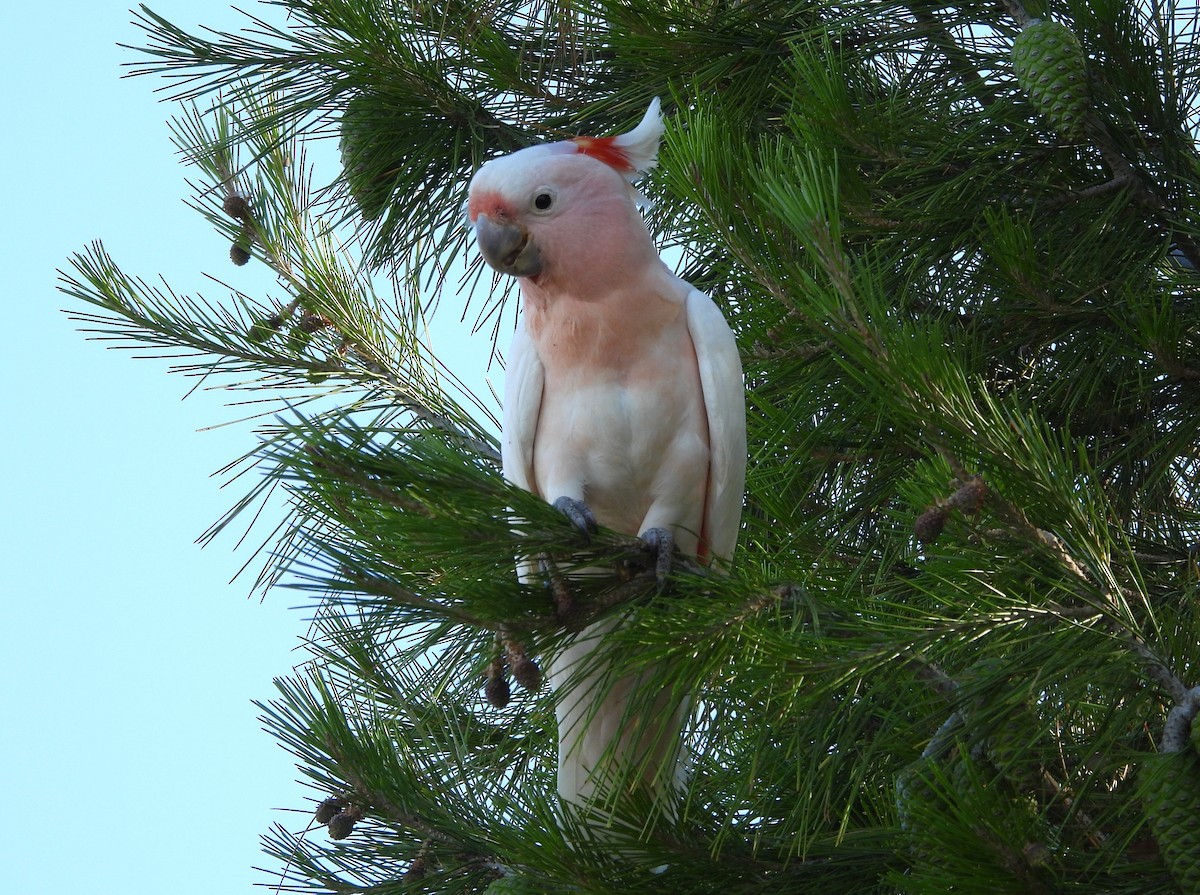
[467, 99, 663, 290]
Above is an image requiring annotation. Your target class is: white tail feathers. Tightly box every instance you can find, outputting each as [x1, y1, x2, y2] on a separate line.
[550, 616, 688, 822]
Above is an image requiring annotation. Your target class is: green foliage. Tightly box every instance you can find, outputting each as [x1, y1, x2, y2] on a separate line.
[63, 0, 1200, 892]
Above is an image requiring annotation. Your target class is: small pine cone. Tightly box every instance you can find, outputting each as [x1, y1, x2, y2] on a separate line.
[405, 854, 429, 880]
[230, 242, 252, 266]
[247, 314, 283, 344]
[946, 478, 988, 515]
[287, 324, 313, 353]
[510, 653, 542, 692]
[504, 638, 542, 692]
[297, 313, 330, 334]
[327, 804, 363, 840]
[314, 796, 346, 824]
[223, 194, 252, 220]
[914, 506, 948, 544]
[485, 657, 511, 708]
[485, 673, 511, 708]
[1012, 19, 1090, 139]
[327, 812, 356, 840]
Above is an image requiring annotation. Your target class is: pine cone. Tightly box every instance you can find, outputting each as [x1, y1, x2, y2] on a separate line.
[485, 672, 511, 708]
[946, 478, 988, 515]
[914, 506, 948, 544]
[230, 242, 252, 266]
[287, 323, 313, 353]
[307, 365, 334, 385]
[327, 812, 355, 840]
[485, 654, 510, 708]
[314, 795, 346, 824]
[222, 194, 252, 220]
[1138, 748, 1200, 893]
[1012, 19, 1090, 140]
[297, 313, 330, 334]
[510, 653, 543, 692]
[327, 804, 363, 840]
[247, 314, 282, 344]
[895, 758, 937, 833]
[404, 854, 429, 880]
[504, 639, 543, 692]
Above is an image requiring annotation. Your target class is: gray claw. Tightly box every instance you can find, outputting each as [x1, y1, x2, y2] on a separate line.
[553, 496, 598, 540]
[639, 527, 674, 583]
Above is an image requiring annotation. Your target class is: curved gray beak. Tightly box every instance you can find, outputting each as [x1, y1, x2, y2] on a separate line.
[474, 214, 543, 278]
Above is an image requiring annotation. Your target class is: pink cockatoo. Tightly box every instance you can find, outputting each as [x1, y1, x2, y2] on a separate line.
[467, 99, 746, 813]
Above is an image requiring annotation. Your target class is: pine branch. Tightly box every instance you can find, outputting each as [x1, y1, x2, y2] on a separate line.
[932, 448, 1190, 703]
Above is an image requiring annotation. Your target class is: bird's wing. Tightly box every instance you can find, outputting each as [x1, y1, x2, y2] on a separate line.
[501, 315, 544, 496]
[686, 288, 746, 562]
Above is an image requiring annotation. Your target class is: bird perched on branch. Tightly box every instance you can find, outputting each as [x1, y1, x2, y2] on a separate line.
[467, 98, 745, 817]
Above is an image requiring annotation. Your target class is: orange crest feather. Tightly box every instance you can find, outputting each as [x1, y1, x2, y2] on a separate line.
[570, 135, 636, 173]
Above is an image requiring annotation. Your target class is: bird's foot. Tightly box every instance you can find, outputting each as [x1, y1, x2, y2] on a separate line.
[553, 496, 598, 541]
[639, 527, 674, 584]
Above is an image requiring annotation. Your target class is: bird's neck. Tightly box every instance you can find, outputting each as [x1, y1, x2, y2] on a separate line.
[520, 258, 687, 374]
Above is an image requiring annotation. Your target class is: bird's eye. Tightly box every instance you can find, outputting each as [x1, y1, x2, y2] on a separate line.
[533, 191, 555, 212]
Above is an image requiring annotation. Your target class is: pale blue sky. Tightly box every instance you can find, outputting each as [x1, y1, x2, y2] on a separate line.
[3, 3, 494, 891]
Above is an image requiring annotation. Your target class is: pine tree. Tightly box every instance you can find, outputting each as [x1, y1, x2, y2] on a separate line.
[61, 1, 1200, 892]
